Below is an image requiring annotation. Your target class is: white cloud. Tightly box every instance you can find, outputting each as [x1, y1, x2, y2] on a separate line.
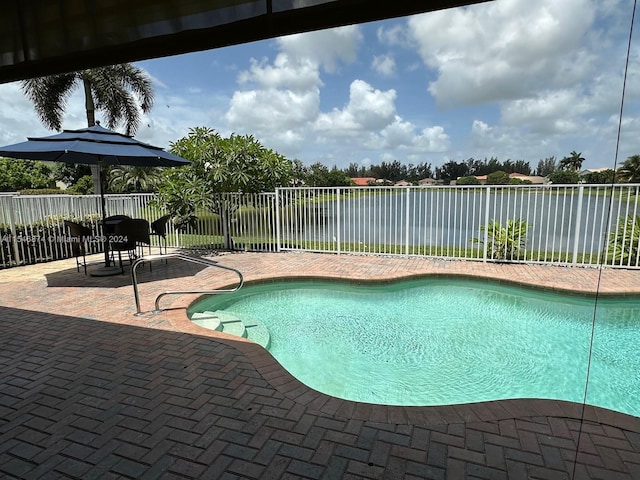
[501, 90, 590, 133]
[237, 54, 322, 91]
[614, 115, 640, 163]
[407, 0, 598, 108]
[227, 88, 320, 131]
[372, 54, 396, 76]
[224, 26, 369, 153]
[277, 25, 363, 73]
[367, 118, 450, 152]
[315, 80, 397, 133]
[377, 23, 411, 48]
[470, 119, 558, 161]
[226, 52, 322, 150]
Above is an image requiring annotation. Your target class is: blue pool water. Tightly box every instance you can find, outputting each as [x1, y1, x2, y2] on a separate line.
[189, 279, 640, 417]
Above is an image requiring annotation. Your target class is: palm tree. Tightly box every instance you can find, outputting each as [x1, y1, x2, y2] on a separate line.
[21, 64, 154, 193]
[108, 165, 163, 193]
[617, 155, 640, 183]
[559, 151, 585, 171]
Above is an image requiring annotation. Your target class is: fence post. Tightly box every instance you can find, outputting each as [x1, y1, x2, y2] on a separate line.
[572, 185, 584, 265]
[336, 188, 341, 255]
[405, 187, 411, 256]
[483, 186, 491, 261]
[8, 195, 21, 265]
[275, 188, 281, 252]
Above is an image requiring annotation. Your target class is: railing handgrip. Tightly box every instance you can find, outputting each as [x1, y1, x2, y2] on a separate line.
[131, 253, 244, 315]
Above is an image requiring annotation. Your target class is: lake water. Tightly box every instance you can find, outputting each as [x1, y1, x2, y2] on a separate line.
[284, 189, 631, 256]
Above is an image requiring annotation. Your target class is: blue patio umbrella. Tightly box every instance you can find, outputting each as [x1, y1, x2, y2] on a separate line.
[0, 123, 189, 273]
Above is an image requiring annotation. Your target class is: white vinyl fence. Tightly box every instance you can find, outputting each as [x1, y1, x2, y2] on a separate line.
[2, 184, 640, 269]
[277, 185, 639, 268]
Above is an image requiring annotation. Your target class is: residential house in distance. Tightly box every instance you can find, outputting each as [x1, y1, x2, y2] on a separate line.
[508, 173, 546, 184]
[418, 178, 438, 186]
[470, 173, 547, 185]
[581, 167, 612, 174]
[350, 177, 376, 186]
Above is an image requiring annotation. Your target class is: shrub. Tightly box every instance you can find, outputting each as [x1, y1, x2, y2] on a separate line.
[66, 175, 94, 194]
[456, 176, 480, 185]
[582, 169, 615, 184]
[485, 171, 510, 185]
[508, 178, 532, 185]
[608, 215, 640, 266]
[473, 218, 530, 260]
[548, 169, 580, 184]
[18, 188, 66, 195]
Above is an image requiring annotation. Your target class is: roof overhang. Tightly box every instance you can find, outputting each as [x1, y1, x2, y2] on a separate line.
[0, 0, 492, 84]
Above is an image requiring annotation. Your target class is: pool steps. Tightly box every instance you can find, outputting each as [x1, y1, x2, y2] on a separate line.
[191, 311, 271, 349]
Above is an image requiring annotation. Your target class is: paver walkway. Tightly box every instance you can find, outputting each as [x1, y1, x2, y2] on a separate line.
[1, 251, 639, 479]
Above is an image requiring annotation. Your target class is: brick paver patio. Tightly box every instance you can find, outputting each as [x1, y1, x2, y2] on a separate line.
[1, 251, 640, 479]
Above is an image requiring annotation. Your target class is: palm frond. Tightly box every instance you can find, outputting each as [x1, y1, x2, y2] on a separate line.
[84, 65, 153, 134]
[21, 73, 78, 130]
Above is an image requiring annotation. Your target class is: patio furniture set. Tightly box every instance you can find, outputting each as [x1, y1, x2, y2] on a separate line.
[64, 214, 170, 274]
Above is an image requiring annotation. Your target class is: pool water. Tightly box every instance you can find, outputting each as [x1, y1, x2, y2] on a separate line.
[189, 278, 640, 417]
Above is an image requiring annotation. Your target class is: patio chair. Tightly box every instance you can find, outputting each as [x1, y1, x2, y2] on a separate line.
[63, 220, 92, 274]
[150, 214, 171, 256]
[130, 218, 151, 257]
[104, 214, 132, 236]
[109, 218, 137, 274]
[129, 218, 156, 271]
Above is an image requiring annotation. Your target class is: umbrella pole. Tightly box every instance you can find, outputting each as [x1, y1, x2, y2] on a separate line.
[90, 161, 122, 277]
[100, 164, 110, 267]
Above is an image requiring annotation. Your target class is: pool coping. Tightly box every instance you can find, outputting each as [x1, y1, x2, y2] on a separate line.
[163, 270, 640, 433]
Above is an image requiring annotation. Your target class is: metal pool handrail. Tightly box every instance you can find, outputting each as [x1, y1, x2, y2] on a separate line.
[130, 253, 244, 315]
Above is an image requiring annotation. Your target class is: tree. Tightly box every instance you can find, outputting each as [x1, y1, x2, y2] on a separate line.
[21, 64, 154, 193]
[617, 155, 640, 183]
[536, 157, 557, 177]
[305, 163, 331, 187]
[52, 163, 91, 187]
[303, 163, 352, 187]
[0, 158, 52, 191]
[108, 166, 163, 193]
[512, 160, 532, 175]
[582, 169, 615, 184]
[344, 162, 366, 178]
[485, 170, 510, 185]
[559, 151, 585, 171]
[410, 162, 433, 182]
[456, 176, 480, 185]
[291, 159, 307, 187]
[370, 160, 406, 183]
[157, 127, 293, 248]
[66, 175, 94, 194]
[326, 167, 354, 187]
[548, 169, 580, 184]
[437, 161, 468, 183]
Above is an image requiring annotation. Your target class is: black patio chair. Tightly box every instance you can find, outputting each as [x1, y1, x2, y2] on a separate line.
[63, 220, 92, 274]
[150, 214, 171, 257]
[109, 218, 137, 274]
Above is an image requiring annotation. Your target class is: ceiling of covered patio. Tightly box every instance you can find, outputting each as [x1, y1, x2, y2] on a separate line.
[1, 0, 492, 84]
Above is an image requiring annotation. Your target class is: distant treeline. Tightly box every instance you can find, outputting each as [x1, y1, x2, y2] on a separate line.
[293, 156, 563, 186]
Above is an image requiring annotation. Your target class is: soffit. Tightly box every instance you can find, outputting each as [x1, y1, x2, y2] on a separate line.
[0, 0, 492, 83]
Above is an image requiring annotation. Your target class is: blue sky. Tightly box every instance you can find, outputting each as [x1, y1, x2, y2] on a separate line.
[0, 0, 639, 172]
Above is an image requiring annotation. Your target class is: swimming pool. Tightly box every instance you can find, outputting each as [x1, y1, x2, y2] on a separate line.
[188, 278, 640, 417]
